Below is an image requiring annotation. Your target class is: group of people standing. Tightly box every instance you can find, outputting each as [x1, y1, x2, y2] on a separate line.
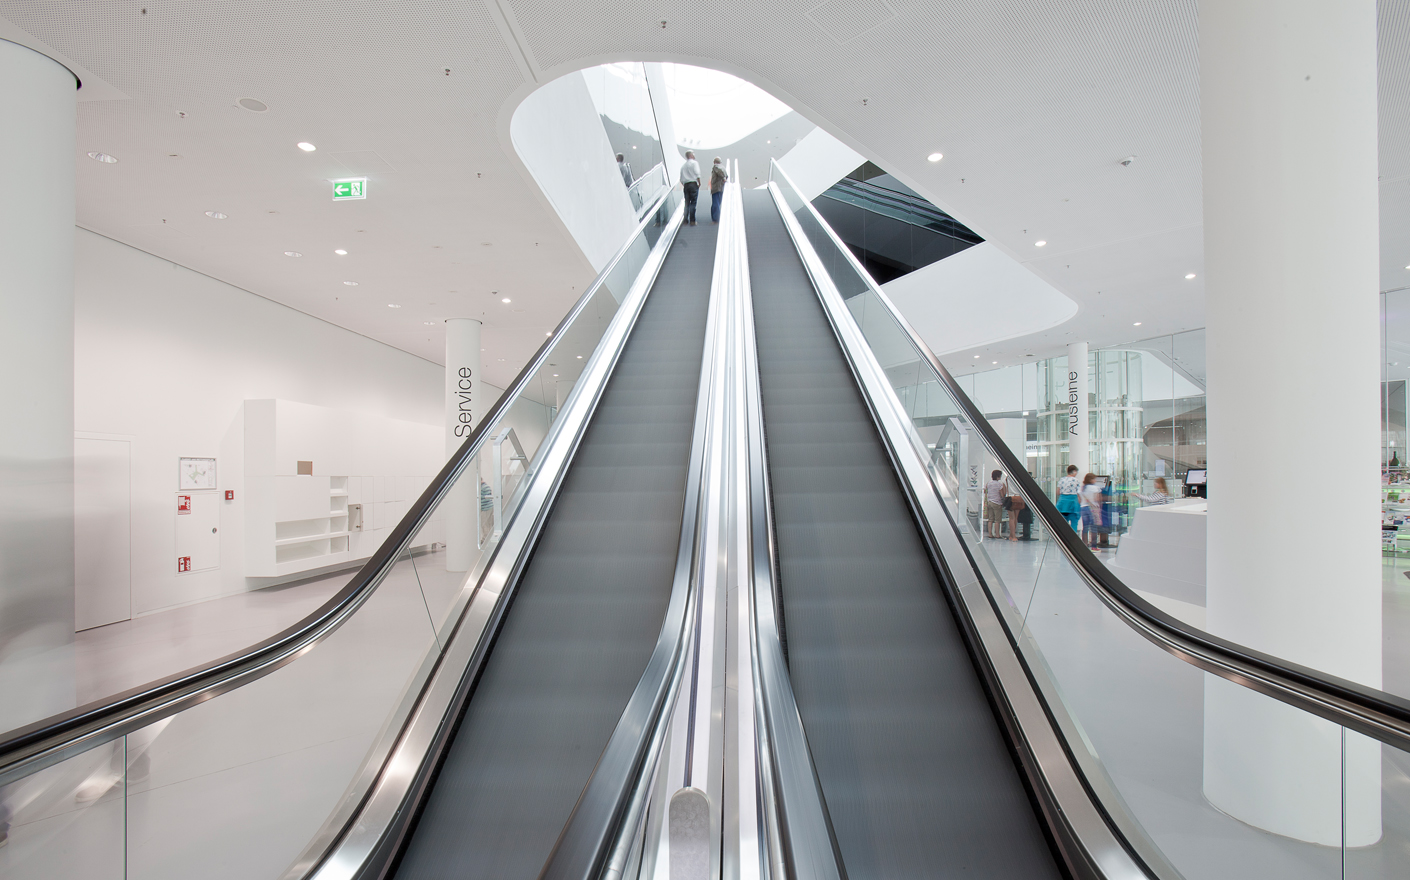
[1054, 465, 1171, 549]
[986, 464, 1173, 549]
[679, 150, 728, 226]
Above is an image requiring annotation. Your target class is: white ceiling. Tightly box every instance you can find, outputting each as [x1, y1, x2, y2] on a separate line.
[2, 0, 1406, 387]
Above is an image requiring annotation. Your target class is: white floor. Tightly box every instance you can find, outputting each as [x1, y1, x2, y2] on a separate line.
[977, 528, 1410, 880]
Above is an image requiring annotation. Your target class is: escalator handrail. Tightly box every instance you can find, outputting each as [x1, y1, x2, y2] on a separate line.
[0, 183, 681, 786]
[767, 159, 1410, 753]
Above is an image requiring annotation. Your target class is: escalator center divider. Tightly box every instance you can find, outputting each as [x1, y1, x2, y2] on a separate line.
[390, 222, 720, 880]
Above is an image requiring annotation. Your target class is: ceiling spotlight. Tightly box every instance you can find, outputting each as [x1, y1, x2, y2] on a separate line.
[992, 361, 997, 364]
[1185, 273, 1196, 280]
[284, 251, 302, 257]
[552, 374, 559, 377]
[576, 355, 583, 359]
[387, 303, 401, 309]
[87, 151, 118, 164]
[502, 297, 511, 303]
[927, 152, 943, 162]
[343, 280, 358, 286]
[546, 331, 552, 337]
[297, 142, 317, 152]
[973, 354, 980, 358]
[1134, 322, 1142, 326]
[335, 249, 348, 256]
[1035, 240, 1047, 247]
[1022, 411, 1030, 416]
[205, 211, 227, 219]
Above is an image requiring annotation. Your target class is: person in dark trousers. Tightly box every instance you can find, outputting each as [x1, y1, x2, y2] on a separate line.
[618, 153, 641, 211]
[709, 157, 728, 223]
[680, 150, 702, 226]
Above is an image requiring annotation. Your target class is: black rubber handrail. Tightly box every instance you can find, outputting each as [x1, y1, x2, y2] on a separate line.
[776, 163, 1410, 753]
[0, 184, 680, 784]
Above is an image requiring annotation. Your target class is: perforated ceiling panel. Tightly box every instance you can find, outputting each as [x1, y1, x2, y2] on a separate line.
[0, 0, 1403, 374]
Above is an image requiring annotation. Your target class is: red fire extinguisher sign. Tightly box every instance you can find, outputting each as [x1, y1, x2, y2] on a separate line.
[177, 495, 192, 514]
[177, 556, 191, 573]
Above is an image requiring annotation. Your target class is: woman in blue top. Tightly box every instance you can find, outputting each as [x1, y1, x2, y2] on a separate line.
[1055, 464, 1081, 532]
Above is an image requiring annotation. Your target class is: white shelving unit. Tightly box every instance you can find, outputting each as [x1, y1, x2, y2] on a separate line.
[243, 400, 442, 579]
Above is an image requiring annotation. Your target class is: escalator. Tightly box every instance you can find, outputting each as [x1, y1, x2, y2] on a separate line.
[742, 187, 1061, 877]
[391, 224, 717, 878]
[6, 164, 1410, 880]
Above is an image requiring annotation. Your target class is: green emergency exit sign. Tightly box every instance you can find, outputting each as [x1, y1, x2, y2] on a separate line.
[332, 178, 367, 201]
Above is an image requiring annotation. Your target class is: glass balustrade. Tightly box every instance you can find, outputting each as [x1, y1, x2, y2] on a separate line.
[769, 158, 1410, 880]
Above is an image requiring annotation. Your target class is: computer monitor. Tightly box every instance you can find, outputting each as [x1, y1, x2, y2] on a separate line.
[1184, 468, 1207, 486]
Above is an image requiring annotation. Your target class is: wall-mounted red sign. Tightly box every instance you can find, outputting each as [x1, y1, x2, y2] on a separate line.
[177, 556, 191, 573]
[224, 490, 234, 501]
[177, 494, 191, 514]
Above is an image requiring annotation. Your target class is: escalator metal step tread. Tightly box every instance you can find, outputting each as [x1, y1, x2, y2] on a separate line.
[742, 188, 1059, 879]
[393, 224, 718, 880]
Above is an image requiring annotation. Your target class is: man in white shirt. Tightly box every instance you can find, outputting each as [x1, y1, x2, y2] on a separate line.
[680, 151, 702, 226]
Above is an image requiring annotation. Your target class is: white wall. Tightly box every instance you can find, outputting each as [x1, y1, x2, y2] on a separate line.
[510, 71, 640, 273]
[74, 229, 442, 617]
[883, 243, 1078, 357]
[775, 126, 864, 200]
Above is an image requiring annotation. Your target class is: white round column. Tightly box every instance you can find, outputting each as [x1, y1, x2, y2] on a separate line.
[1200, 0, 1381, 845]
[444, 319, 482, 572]
[0, 40, 77, 721]
[1065, 342, 1089, 475]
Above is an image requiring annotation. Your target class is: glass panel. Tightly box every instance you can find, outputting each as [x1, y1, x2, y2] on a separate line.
[0, 740, 126, 878]
[126, 549, 438, 879]
[581, 62, 667, 212]
[1346, 728, 1409, 878]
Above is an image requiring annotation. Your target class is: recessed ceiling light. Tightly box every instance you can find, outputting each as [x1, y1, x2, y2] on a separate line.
[424, 321, 436, 325]
[927, 152, 943, 162]
[237, 97, 268, 112]
[334, 249, 348, 256]
[284, 251, 302, 257]
[87, 151, 118, 164]
[1185, 273, 1196, 280]
[297, 142, 316, 152]
[1134, 322, 1142, 326]
[552, 374, 559, 377]
[205, 211, 227, 219]
[1035, 240, 1047, 247]
[545, 331, 552, 337]
[387, 303, 401, 309]
[973, 354, 980, 358]
[992, 361, 997, 364]
[343, 280, 358, 286]
[576, 355, 583, 359]
[501, 297, 511, 303]
[1022, 411, 1030, 416]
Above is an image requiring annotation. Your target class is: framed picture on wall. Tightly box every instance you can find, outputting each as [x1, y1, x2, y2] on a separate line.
[179, 457, 217, 490]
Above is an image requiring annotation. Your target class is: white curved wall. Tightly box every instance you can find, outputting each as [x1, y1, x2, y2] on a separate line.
[882, 242, 1077, 357]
